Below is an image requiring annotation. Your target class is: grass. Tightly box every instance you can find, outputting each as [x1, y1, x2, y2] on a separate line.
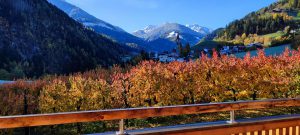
[262, 31, 285, 38]
[192, 39, 235, 51]
[293, 16, 300, 20]
[192, 40, 219, 50]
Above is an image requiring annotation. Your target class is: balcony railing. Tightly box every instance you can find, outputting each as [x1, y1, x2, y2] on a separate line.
[0, 98, 300, 135]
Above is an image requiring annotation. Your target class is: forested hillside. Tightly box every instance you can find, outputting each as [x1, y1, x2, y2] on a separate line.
[215, 0, 300, 46]
[0, 0, 128, 79]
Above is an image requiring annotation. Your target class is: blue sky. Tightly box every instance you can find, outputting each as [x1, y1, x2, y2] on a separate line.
[66, 0, 276, 32]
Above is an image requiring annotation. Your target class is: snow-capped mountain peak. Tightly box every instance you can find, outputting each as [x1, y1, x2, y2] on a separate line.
[167, 31, 182, 39]
[48, 0, 125, 32]
[186, 24, 213, 35]
[144, 25, 157, 33]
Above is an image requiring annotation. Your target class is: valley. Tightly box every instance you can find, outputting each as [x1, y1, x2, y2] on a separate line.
[48, 0, 212, 53]
[1, 0, 300, 134]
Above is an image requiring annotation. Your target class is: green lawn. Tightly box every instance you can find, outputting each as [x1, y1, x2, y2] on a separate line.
[262, 31, 285, 38]
[293, 16, 300, 20]
[192, 40, 220, 50]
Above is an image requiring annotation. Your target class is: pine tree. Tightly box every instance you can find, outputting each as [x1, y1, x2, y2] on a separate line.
[289, 0, 299, 8]
[295, 0, 299, 8]
[176, 32, 184, 57]
[183, 43, 191, 57]
[178, 43, 183, 57]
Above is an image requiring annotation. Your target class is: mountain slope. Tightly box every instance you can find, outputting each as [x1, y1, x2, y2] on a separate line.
[192, 28, 225, 51]
[192, 0, 300, 51]
[48, 0, 124, 32]
[216, 0, 298, 41]
[0, 0, 127, 78]
[48, 0, 150, 51]
[133, 23, 210, 46]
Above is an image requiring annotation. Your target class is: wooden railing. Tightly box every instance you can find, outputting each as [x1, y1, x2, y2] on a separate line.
[145, 117, 300, 135]
[0, 98, 300, 135]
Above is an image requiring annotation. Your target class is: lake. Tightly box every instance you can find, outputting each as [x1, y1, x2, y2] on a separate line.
[0, 80, 14, 85]
[233, 44, 291, 58]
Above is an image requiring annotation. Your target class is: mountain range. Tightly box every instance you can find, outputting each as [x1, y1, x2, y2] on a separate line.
[133, 23, 212, 46]
[48, 0, 211, 52]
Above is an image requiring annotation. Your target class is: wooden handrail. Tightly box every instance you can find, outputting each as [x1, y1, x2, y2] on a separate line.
[0, 98, 300, 129]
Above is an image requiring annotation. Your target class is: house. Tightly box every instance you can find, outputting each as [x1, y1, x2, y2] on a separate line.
[149, 52, 159, 60]
[168, 57, 176, 62]
[158, 54, 176, 62]
[155, 48, 194, 63]
[232, 46, 239, 53]
[255, 43, 264, 49]
[121, 55, 132, 63]
[190, 50, 195, 55]
[273, 8, 283, 13]
[220, 46, 231, 55]
[247, 43, 263, 49]
[170, 51, 179, 58]
[238, 46, 246, 51]
[247, 43, 255, 48]
[158, 53, 170, 62]
[157, 50, 192, 63]
[219, 45, 245, 55]
[176, 58, 185, 62]
[203, 48, 210, 53]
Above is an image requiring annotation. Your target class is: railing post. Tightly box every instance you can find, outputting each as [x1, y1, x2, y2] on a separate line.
[229, 110, 237, 124]
[116, 119, 127, 135]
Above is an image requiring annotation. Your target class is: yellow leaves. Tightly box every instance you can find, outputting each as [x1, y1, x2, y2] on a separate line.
[237, 90, 250, 100]
[272, 13, 292, 21]
[263, 37, 272, 46]
[272, 13, 279, 20]
[241, 33, 247, 39]
[39, 75, 116, 113]
[19, 49, 299, 113]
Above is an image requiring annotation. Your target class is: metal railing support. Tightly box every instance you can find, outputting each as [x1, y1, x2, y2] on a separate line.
[116, 119, 127, 135]
[229, 110, 237, 124]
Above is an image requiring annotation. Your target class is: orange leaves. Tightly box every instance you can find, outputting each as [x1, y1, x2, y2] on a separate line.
[1, 48, 300, 115]
[0, 80, 44, 115]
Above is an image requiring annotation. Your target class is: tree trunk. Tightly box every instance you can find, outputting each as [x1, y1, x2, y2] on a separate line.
[189, 91, 195, 104]
[232, 89, 237, 101]
[252, 91, 257, 100]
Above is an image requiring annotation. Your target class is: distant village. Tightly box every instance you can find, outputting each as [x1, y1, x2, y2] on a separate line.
[149, 49, 195, 63]
[121, 33, 266, 63]
[149, 42, 264, 62]
[121, 33, 195, 63]
[218, 42, 264, 55]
